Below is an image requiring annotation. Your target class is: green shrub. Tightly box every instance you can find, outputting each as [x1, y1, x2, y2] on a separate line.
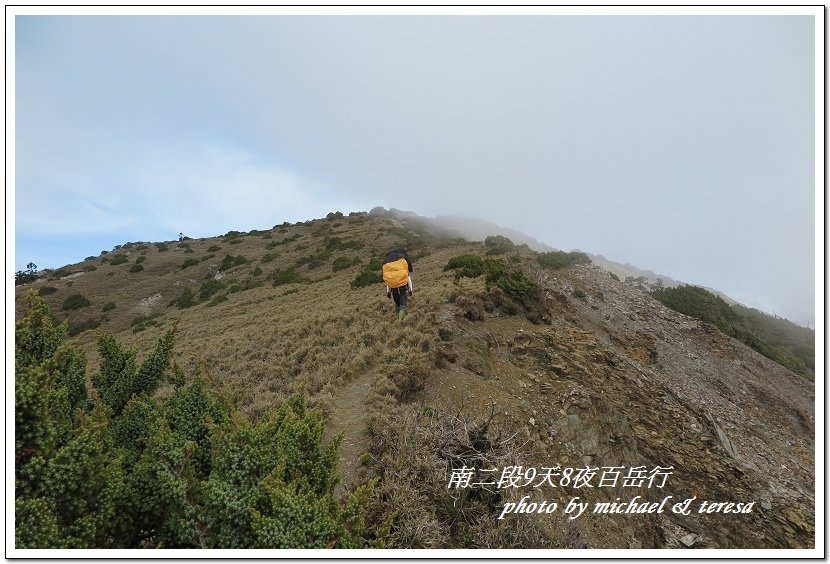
[219, 255, 248, 272]
[48, 268, 72, 280]
[83, 265, 98, 272]
[266, 234, 301, 250]
[261, 253, 278, 263]
[172, 288, 196, 309]
[102, 302, 116, 312]
[38, 286, 58, 297]
[444, 254, 489, 279]
[252, 267, 263, 277]
[18, 294, 378, 548]
[229, 278, 261, 294]
[199, 279, 226, 302]
[110, 255, 129, 266]
[350, 258, 382, 288]
[269, 269, 306, 287]
[537, 250, 591, 270]
[135, 255, 146, 264]
[181, 258, 200, 270]
[62, 294, 90, 310]
[650, 285, 813, 380]
[207, 245, 222, 253]
[68, 316, 105, 336]
[229, 239, 243, 245]
[201, 254, 215, 262]
[484, 235, 515, 255]
[130, 315, 160, 334]
[326, 237, 363, 251]
[305, 250, 332, 270]
[129, 263, 144, 273]
[155, 243, 169, 252]
[332, 256, 360, 272]
[445, 255, 541, 318]
[491, 268, 537, 302]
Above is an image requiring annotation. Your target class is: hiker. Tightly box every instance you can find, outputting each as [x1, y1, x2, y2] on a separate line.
[382, 248, 413, 320]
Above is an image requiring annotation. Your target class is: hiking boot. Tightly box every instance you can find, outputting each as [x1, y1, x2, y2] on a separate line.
[398, 307, 407, 321]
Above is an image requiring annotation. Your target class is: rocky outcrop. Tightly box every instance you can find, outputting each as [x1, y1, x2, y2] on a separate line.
[426, 262, 814, 548]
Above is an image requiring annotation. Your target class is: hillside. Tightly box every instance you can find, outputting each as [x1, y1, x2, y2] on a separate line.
[14, 209, 815, 549]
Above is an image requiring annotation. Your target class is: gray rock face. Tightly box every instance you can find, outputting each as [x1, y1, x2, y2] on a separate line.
[488, 263, 815, 548]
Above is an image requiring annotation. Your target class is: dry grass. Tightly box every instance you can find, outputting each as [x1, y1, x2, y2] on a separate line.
[363, 401, 583, 548]
[16, 211, 573, 549]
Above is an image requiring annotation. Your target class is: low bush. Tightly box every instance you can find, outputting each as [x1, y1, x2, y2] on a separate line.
[445, 255, 542, 321]
[269, 269, 306, 287]
[62, 293, 90, 310]
[484, 235, 515, 255]
[48, 268, 73, 280]
[537, 250, 591, 270]
[261, 253, 278, 264]
[207, 245, 222, 252]
[350, 258, 382, 288]
[332, 256, 360, 272]
[102, 302, 116, 312]
[219, 255, 248, 272]
[38, 286, 58, 297]
[129, 263, 144, 273]
[130, 314, 160, 333]
[199, 279, 226, 301]
[305, 250, 332, 270]
[172, 287, 196, 309]
[68, 316, 104, 336]
[181, 258, 200, 270]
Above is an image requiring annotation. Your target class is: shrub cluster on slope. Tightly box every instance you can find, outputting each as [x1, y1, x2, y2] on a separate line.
[443, 254, 544, 321]
[650, 285, 813, 380]
[537, 250, 591, 270]
[15, 292, 379, 549]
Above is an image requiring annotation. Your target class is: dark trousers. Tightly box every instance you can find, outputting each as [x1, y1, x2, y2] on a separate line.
[391, 286, 409, 310]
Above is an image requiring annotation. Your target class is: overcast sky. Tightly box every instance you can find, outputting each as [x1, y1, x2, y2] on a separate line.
[12, 9, 819, 326]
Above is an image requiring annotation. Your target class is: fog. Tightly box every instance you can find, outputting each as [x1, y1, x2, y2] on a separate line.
[13, 11, 818, 326]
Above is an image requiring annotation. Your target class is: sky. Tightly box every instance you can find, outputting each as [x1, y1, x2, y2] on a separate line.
[11, 8, 820, 327]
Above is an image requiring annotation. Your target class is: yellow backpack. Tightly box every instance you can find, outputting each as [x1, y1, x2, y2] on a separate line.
[382, 257, 409, 288]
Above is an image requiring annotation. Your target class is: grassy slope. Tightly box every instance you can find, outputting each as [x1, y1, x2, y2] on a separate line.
[14, 210, 816, 549]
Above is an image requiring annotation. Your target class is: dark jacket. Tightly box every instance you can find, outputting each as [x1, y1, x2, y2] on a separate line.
[382, 248, 413, 273]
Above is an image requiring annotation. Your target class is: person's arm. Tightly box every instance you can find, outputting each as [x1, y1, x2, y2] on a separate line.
[386, 284, 392, 298]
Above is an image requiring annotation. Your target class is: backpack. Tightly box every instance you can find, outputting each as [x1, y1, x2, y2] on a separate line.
[382, 257, 409, 288]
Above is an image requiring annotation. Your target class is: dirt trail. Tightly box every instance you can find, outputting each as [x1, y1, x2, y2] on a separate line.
[324, 370, 376, 498]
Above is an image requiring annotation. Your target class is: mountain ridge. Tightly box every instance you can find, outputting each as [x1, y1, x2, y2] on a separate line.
[14, 208, 815, 549]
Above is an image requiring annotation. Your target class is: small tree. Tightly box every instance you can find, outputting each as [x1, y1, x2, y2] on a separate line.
[15, 263, 38, 286]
